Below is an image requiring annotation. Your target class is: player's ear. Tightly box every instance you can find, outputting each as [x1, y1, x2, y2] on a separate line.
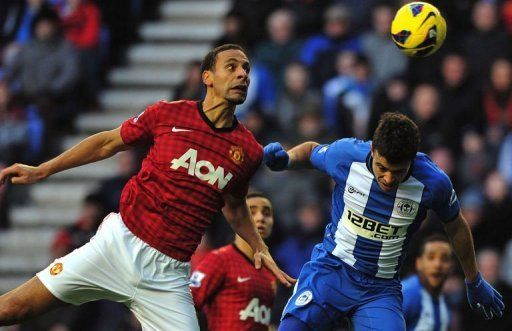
[202, 70, 213, 87]
[415, 257, 421, 271]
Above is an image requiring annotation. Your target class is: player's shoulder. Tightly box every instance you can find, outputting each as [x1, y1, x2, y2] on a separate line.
[154, 99, 197, 111]
[234, 121, 263, 154]
[199, 245, 233, 265]
[323, 138, 370, 163]
[401, 274, 422, 294]
[412, 153, 453, 191]
[141, 99, 196, 118]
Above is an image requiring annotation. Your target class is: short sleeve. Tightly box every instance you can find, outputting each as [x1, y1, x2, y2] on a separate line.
[310, 139, 351, 176]
[190, 252, 226, 309]
[432, 172, 460, 223]
[120, 102, 160, 145]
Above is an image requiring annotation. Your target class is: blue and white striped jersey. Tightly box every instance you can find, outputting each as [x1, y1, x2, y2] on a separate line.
[402, 275, 450, 331]
[311, 138, 460, 279]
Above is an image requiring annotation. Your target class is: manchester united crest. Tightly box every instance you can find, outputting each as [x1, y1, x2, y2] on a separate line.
[229, 146, 244, 165]
[50, 262, 63, 276]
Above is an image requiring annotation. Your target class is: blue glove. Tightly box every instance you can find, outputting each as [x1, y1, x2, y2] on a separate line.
[465, 273, 505, 319]
[263, 142, 290, 171]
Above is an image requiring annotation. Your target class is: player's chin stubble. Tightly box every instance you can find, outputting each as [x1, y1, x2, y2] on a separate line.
[226, 95, 246, 105]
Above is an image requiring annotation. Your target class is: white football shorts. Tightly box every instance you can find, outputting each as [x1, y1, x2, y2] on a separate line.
[37, 212, 199, 331]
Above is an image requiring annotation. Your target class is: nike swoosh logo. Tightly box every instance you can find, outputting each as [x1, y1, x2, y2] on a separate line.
[172, 127, 192, 132]
[418, 11, 436, 29]
[237, 276, 251, 283]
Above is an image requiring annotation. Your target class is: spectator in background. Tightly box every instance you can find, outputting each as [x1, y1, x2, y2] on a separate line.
[323, 52, 374, 138]
[213, 10, 249, 51]
[503, 0, 512, 36]
[457, 131, 492, 190]
[483, 58, 512, 134]
[462, 1, 510, 85]
[438, 52, 484, 154]
[1, 0, 53, 65]
[407, 84, 444, 152]
[231, 0, 281, 49]
[291, 110, 333, 146]
[3, 9, 80, 156]
[462, 249, 512, 330]
[51, 193, 106, 258]
[94, 150, 138, 213]
[367, 74, 409, 136]
[281, 0, 328, 38]
[300, 4, 361, 88]
[0, 80, 30, 165]
[429, 146, 459, 190]
[331, 0, 382, 31]
[17, 0, 51, 44]
[361, 3, 408, 86]
[56, 0, 102, 109]
[271, 200, 326, 326]
[254, 8, 302, 92]
[472, 171, 512, 251]
[275, 61, 321, 136]
[498, 132, 512, 188]
[274, 201, 325, 279]
[252, 165, 330, 230]
[172, 60, 203, 101]
[459, 188, 484, 231]
[1, 0, 27, 49]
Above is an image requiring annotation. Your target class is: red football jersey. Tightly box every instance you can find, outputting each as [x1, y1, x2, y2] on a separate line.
[190, 244, 277, 331]
[119, 100, 263, 261]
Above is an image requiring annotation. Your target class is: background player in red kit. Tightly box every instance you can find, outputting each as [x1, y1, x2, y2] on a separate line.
[0, 44, 294, 330]
[191, 192, 277, 331]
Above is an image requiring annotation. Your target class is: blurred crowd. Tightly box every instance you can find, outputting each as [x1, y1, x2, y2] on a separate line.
[1, 0, 512, 330]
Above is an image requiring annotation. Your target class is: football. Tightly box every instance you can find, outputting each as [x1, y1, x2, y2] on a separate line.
[391, 2, 447, 57]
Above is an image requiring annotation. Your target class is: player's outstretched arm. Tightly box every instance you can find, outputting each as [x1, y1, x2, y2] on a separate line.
[223, 193, 296, 287]
[263, 141, 319, 171]
[444, 212, 505, 319]
[0, 127, 130, 185]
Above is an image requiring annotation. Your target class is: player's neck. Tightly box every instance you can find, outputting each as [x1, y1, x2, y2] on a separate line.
[418, 274, 443, 298]
[233, 235, 254, 261]
[202, 95, 236, 128]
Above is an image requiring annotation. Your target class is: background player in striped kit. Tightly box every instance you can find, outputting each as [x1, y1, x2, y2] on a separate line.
[402, 234, 453, 331]
[263, 113, 504, 330]
[190, 192, 276, 330]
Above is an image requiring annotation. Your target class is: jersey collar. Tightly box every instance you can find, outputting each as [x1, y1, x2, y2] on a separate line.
[197, 101, 238, 132]
[231, 243, 254, 266]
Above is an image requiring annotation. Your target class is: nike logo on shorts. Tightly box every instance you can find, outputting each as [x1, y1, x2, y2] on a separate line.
[237, 276, 251, 283]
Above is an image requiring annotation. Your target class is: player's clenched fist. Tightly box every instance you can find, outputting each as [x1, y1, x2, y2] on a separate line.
[0, 163, 47, 185]
[263, 142, 289, 171]
[466, 272, 505, 320]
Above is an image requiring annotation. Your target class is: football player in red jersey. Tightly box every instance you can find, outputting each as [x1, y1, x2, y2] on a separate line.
[191, 192, 277, 331]
[0, 44, 294, 330]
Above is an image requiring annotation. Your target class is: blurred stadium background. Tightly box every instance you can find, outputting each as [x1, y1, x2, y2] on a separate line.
[1, 0, 512, 330]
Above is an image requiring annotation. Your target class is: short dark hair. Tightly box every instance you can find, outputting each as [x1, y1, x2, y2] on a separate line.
[200, 44, 248, 73]
[372, 112, 420, 164]
[246, 191, 270, 201]
[417, 234, 451, 257]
